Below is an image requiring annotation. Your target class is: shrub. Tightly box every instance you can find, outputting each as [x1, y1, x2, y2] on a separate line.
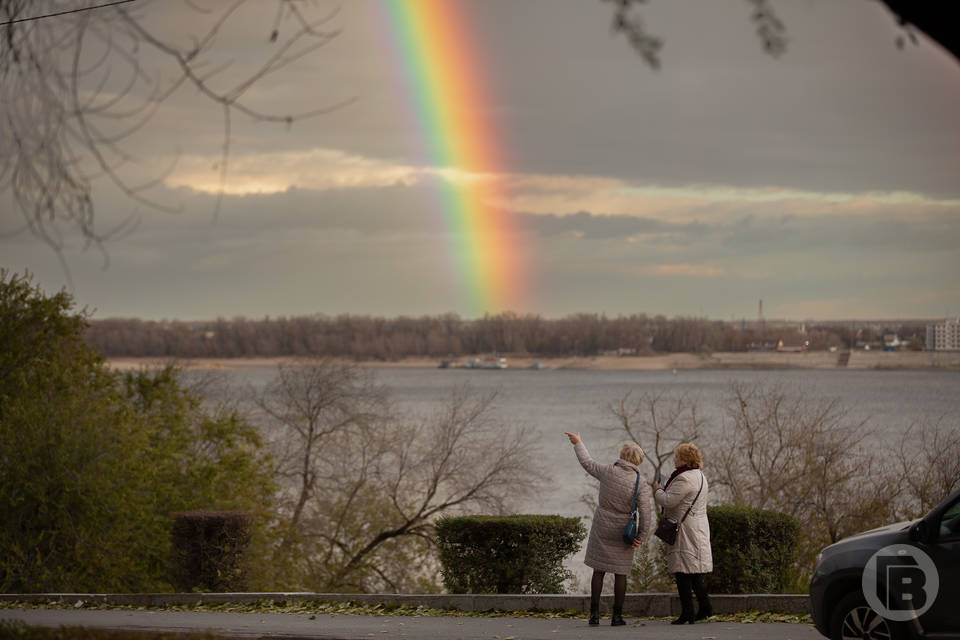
[436, 515, 586, 594]
[628, 538, 673, 592]
[170, 510, 252, 592]
[0, 271, 276, 592]
[705, 504, 801, 593]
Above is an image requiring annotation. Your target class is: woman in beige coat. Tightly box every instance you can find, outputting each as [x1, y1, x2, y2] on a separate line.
[564, 431, 651, 626]
[653, 442, 713, 624]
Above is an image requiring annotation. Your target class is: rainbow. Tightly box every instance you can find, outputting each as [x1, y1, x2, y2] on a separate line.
[373, 0, 524, 316]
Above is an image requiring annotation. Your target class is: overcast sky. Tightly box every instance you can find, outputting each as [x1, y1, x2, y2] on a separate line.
[3, 0, 959, 321]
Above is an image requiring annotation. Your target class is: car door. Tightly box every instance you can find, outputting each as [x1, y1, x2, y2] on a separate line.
[917, 494, 960, 633]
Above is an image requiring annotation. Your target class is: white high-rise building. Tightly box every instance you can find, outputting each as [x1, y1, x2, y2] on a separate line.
[926, 318, 960, 351]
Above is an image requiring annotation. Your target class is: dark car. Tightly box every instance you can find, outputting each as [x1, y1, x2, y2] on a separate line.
[810, 487, 960, 640]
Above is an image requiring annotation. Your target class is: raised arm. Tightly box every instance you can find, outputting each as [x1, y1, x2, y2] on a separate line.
[564, 432, 603, 480]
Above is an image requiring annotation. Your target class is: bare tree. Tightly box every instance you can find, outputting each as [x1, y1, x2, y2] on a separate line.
[256, 362, 543, 592]
[1, 0, 350, 280]
[894, 417, 960, 518]
[603, 389, 705, 592]
[255, 360, 387, 553]
[712, 381, 898, 572]
[607, 389, 704, 478]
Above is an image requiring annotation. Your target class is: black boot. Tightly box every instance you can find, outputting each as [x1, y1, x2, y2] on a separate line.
[693, 574, 713, 620]
[588, 603, 599, 626]
[611, 605, 625, 626]
[589, 570, 603, 626]
[695, 601, 713, 621]
[673, 573, 696, 624]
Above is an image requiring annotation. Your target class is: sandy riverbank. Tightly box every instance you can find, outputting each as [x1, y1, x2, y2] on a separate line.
[107, 351, 960, 372]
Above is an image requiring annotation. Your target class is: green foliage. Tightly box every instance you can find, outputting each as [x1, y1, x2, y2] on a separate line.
[0, 271, 275, 592]
[628, 538, 673, 592]
[705, 505, 801, 594]
[118, 365, 277, 590]
[436, 515, 586, 594]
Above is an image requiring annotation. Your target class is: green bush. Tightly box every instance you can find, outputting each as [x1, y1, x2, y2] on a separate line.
[436, 515, 586, 594]
[0, 271, 275, 592]
[705, 505, 801, 593]
[170, 510, 252, 592]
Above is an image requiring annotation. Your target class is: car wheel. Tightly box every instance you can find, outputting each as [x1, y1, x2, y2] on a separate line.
[829, 592, 905, 640]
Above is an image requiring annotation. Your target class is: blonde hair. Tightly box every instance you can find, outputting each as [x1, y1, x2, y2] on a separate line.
[674, 443, 703, 468]
[620, 442, 645, 466]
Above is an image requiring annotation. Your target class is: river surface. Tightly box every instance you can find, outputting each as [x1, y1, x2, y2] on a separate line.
[220, 366, 958, 514]
[212, 365, 958, 588]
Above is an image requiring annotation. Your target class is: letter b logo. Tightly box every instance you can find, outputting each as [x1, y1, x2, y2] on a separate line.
[863, 545, 938, 621]
[876, 555, 926, 610]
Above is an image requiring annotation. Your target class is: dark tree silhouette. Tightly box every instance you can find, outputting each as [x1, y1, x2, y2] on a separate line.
[879, 1, 960, 65]
[606, 0, 959, 68]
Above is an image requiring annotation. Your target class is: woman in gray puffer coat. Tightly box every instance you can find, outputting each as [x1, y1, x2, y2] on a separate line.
[564, 431, 651, 627]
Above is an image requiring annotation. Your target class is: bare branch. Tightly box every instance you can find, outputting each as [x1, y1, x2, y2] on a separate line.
[1, 0, 351, 281]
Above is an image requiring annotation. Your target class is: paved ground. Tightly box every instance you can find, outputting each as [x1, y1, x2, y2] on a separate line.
[1, 608, 823, 640]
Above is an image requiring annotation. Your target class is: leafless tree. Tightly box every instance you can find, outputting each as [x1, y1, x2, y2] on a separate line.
[256, 361, 543, 592]
[255, 360, 387, 553]
[1, 0, 350, 281]
[894, 417, 960, 518]
[607, 389, 705, 478]
[712, 381, 899, 571]
[600, 389, 705, 593]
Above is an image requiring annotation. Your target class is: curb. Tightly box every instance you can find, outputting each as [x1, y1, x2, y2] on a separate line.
[0, 592, 810, 617]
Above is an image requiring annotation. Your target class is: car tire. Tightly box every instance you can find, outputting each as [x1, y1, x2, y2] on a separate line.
[829, 591, 907, 640]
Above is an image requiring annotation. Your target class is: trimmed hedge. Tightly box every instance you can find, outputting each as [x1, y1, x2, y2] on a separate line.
[436, 515, 586, 594]
[705, 505, 801, 593]
[169, 510, 251, 592]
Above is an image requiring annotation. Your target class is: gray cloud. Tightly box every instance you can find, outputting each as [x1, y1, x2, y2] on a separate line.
[3, 0, 959, 321]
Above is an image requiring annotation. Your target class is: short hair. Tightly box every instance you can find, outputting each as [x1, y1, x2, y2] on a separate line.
[674, 443, 703, 468]
[620, 442, 645, 466]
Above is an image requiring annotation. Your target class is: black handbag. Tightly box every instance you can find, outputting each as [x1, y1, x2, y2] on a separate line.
[654, 472, 703, 545]
[622, 469, 641, 545]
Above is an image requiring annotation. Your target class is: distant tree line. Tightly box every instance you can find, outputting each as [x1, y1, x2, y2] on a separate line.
[85, 313, 927, 360]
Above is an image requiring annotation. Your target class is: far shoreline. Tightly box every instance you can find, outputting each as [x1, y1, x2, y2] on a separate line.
[107, 351, 960, 372]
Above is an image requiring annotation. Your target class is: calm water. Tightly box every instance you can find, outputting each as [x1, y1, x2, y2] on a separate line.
[225, 366, 959, 516]
[218, 365, 958, 587]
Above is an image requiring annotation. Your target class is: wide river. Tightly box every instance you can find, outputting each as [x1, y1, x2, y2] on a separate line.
[219, 365, 958, 587]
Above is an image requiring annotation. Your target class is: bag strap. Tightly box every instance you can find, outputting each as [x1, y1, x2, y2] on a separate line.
[630, 469, 640, 513]
[677, 472, 704, 525]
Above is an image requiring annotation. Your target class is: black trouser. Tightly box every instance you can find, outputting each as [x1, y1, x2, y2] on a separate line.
[674, 572, 711, 617]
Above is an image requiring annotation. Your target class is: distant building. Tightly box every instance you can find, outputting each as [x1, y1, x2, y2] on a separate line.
[926, 318, 960, 351]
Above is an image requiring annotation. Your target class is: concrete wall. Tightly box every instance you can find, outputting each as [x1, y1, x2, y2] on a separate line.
[0, 592, 810, 617]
